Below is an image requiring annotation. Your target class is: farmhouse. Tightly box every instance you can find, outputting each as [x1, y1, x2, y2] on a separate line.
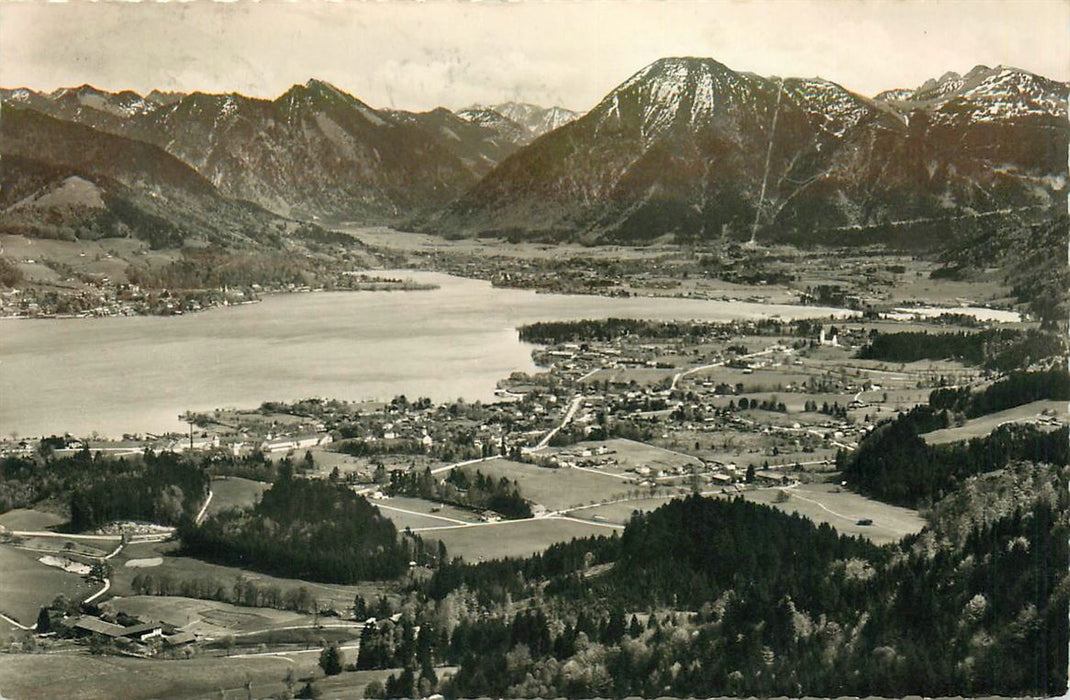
[162, 630, 197, 648]
[71, 616, 126, 639]
[70, 616, 166, 642]
[121, 621, 165, 642]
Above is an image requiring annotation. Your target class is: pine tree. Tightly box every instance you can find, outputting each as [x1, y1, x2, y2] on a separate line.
[319, 643, 343, 676]
[36, 606, 51, 633]
[604, 607, 626, 644]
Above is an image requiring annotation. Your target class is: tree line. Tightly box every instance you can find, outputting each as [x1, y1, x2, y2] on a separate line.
[412, 468, 1067, 698]
[178, 466, 434, 583]
[389, 466, 532, 519]
[0, 448, 207, 531]
[517, 317, 823, 345]
[856, 328, 1063, 372]
[929, 368, 1070, 418]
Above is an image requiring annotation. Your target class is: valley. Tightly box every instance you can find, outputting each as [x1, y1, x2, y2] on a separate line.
[0, 12, 1067, 698]
[1, 263, 1065, 697]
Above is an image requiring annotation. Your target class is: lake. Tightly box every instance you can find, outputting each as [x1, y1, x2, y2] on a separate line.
[887, 306, 1022, 323]
[1, 271, 852, 438]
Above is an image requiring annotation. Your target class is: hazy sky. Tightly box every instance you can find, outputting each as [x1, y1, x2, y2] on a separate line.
[2, 1, 1067, 112]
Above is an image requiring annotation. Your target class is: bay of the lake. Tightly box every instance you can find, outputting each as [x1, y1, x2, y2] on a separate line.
[0, 271, 852, 438]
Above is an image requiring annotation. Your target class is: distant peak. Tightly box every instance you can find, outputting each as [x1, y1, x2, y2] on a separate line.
[614, 56, 741, 95]
[648, 56, 732, 71]
[50, 83, 103, 99]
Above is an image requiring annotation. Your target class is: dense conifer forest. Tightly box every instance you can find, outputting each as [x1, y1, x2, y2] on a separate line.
[0, 449, 208, 529]
[386, 463, 1068, 699]
[855, 328, 1062, 370]
[841, 369, 1069, 507]
[179, 466, 431, 582]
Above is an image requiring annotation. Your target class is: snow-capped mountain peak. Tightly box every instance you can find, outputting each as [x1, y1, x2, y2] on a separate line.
[876, 65, 1066, 123]
[470, 101, 580, 140]
[592, 56, 768, 140]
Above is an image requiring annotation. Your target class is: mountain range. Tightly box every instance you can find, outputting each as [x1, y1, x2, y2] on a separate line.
[436, 58, 1068, 244]
[2, 57, 1066, 248]
[1, 107, 291, 249]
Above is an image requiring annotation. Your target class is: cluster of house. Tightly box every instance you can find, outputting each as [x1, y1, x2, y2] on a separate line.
[531, 342, 680, 382]
[61, 614, 196, 654]
[1, 431, 335, 459]
[0, 279, 258, 319]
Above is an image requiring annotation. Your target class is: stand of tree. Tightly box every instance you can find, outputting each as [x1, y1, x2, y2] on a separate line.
[517, 317, 819, 345]
[929, 368, 1070, 418]
[0, 448, 207, 530]
[420, 464, 1067, 698]
[856, 328, 1062, 371]
[842, 405, 1065, 508]
[179, 467, 431, 583]
[389, 467, 532, 519]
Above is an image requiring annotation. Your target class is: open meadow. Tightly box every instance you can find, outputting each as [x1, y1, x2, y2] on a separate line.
[103, 595, 350, 639]
[108, 540, 386, 613]
[463, 458, 632, 510]
[921, 399, 1067, 444]
[374, 496, 483, 531]
[567, 495, 680, 525]
[205, 477, 269, 517]
[727, 482, 926, 545]
[0, 649, 398, 700]
[420, 518, 614, 562]
[0, 544, 97, 626]
[0, 508, 66, 531]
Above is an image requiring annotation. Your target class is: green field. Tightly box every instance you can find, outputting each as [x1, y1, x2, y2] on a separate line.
[374, 496, 482, 532]
[723, 482, 926, 545]
[10, 534, 112, 558]
[104, 595, 335, 638]
[0, 650, 398, 700]
[921, 399, 1067, 445]
[108, 540, 385, 613]
[568, 495, 680, 525]
[465, 458, 630, 511]
[579, 367, 676, 387]
[205, 477, 269, 517]
[0, 508, 66, 531]
[0, 544, 97, 625]
[424, 518, 612, 562]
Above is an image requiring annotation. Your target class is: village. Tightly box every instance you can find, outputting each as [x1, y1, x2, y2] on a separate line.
[5, 302, 1061, 683]
[1, 311, 997, 524]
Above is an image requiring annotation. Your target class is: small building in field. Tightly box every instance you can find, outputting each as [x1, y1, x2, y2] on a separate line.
[162, 630, 196, 647]
[72, 616, 126, 639]
[121, 621, 165, 642]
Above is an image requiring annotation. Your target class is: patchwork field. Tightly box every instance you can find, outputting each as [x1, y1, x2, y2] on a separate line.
[0, 544, 96, 626]
[921, 399, 1067, 445]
